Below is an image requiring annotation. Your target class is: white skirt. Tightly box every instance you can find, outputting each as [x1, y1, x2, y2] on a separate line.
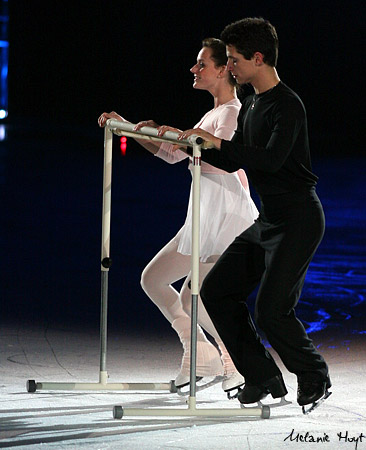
[174, 170, 259, 262]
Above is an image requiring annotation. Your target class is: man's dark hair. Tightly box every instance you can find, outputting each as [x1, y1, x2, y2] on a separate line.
[220, 17, 279, 67]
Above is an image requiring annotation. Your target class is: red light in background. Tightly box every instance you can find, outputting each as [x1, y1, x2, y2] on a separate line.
[120, 136, 127, 155]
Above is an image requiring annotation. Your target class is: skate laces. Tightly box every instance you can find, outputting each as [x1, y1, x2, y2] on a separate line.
[221, 354, 236, 376]
[179, 341, 223, 376]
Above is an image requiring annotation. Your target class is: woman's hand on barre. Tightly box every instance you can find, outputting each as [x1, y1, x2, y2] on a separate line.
[178, 127, 222, 150]
[98, 111, 128, 128]
[133, 120, 159, 131]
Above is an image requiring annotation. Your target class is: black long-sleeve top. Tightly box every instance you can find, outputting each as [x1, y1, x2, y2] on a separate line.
[200, 82, 318, 197]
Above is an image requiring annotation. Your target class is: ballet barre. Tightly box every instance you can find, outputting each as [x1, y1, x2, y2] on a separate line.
[26, 119, 269, 420]
[109, 119, 215, 149]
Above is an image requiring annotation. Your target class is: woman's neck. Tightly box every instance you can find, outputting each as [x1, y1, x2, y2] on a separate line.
[212, 86, 237, 109]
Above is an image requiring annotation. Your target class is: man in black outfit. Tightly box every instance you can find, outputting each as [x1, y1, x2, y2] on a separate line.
[178, 17, 331, 409]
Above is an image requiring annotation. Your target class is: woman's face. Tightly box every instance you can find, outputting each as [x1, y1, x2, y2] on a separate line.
[190, 47, 224, 91]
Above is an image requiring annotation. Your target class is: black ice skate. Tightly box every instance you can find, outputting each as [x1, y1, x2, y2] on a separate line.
[298, 378, 332, 414]
[238, 375, 290, 408]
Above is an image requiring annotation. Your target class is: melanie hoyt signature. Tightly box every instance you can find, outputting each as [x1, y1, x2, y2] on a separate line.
[284, 429, 365, 449]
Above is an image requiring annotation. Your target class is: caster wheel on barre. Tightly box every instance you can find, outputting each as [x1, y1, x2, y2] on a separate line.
[26, 380, 37, 393]
[113, 405, 124, 419]
[261, 405, 270, 419]
[169, 380, 178, 394]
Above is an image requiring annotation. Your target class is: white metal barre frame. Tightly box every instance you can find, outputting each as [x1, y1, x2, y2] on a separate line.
[25, 119, 268, 419]
[25, 121, 181, 394]
[107, 121, 268, 420]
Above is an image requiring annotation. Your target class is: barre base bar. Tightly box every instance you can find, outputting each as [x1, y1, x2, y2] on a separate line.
[113, 397, 269, 419]
[26, 379, 177, 393]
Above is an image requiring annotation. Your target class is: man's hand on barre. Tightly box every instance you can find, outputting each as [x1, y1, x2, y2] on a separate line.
[133, 120, 160, 131]
[178, 127, 221, 150]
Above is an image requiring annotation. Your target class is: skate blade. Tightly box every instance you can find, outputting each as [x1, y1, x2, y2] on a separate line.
[174, 376, 203, 390]
[302, 389, 332, 415]
[176, 375, 224, 396]
[239, 396, 290, 409]
[258, 396, 291, 408]
[226, 385, 245, 400]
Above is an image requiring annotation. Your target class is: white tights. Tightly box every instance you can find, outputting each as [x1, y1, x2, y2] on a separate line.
[140, 235, 241, 383]
[140, 235, 221, 341]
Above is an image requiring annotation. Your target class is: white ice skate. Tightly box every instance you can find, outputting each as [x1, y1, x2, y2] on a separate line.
[222, 371, 245, 399]
[174, 340, 224, 396]
[172, 317, 224, 395]
[218, 342, 245, 399]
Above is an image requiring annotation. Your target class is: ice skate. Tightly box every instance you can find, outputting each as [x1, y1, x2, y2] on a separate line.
[217, 342, 245, 399]
[223, 371, 245, 399]
[172, 317, 224, 395]
[298, 377, 332, 414]
[238, 375, 288, 407]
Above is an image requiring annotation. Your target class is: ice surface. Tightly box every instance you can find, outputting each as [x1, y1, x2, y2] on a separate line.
[1, 322, 365, 449]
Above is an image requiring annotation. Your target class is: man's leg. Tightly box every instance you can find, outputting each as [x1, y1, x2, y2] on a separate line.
[255, 213, 328, 381]
[200, 225, 282, 385]
[254, 197, 330, 406]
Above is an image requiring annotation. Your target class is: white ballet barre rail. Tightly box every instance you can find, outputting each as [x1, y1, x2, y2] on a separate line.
[26, 119, 268, 420]
[108, 119, 214, 149]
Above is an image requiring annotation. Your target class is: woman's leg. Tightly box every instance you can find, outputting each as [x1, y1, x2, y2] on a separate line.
[179, 260, 218, 336]
[140, 236, 191, 323]
[179, 260, 245, 391]
[140, 237, 222, 385]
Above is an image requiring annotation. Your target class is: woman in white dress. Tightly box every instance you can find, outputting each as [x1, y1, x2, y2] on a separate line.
[98, 38, 258, 393]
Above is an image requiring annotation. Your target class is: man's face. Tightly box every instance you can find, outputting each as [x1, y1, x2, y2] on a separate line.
[226, 45, 256, 85]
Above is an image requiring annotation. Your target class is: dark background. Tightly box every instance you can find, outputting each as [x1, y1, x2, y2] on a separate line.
[7, 0, 363, 154]
[2, 0, 365, 336]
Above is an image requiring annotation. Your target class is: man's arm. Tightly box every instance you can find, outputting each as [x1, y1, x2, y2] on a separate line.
[202, 97, 305, 173]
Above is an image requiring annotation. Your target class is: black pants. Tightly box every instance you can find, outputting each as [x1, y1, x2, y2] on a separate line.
[200, 188, 329, 385]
